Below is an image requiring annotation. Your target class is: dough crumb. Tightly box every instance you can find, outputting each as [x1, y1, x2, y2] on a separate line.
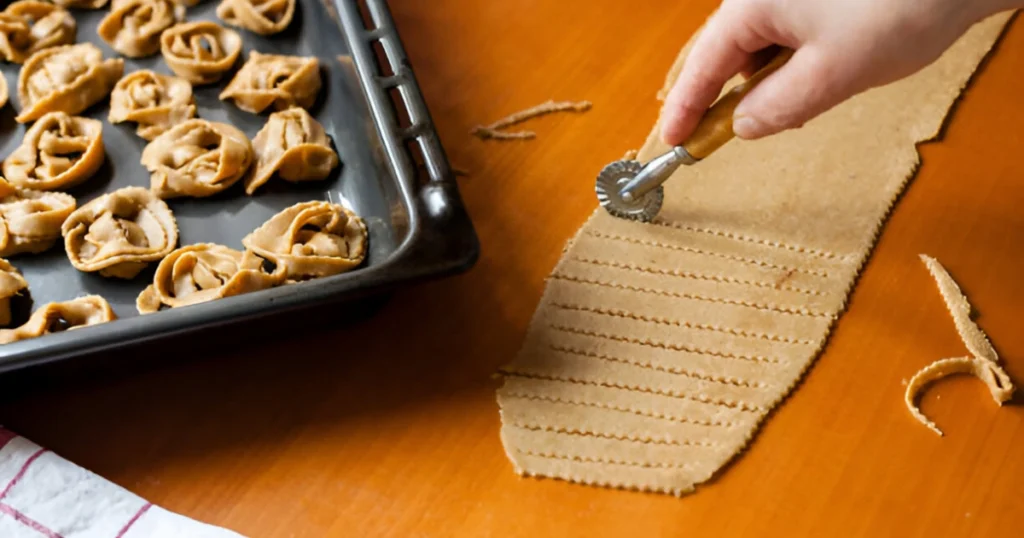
[471, 100, 591, 141]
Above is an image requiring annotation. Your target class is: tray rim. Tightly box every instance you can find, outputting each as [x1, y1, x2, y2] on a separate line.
[0, 0, 480, 373]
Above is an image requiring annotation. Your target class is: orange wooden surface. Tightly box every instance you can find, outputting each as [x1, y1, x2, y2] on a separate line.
[2, 1, 1024, 536]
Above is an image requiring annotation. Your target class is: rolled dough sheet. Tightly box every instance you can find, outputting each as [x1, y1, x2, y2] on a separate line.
[496, 12, 1014, 496]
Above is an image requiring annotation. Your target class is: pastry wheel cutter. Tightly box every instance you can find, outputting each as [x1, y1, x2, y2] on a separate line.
[596, 48, 794, 222]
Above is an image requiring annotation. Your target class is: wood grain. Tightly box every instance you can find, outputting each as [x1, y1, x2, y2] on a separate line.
[0, 1, 1023, 537]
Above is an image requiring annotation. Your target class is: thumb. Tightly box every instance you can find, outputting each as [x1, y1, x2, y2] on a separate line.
[732, 47, 853, 139]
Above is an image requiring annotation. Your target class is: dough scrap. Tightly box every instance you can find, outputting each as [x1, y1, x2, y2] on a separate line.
[140, 118, 254, 199]
[245, 107, 338, 194]
[471, 100, 592, 141]
[904, 255, 1015, 436]
[61, 186, 178, 279]
[0, 1, 76, 64]
[160, 21, 242, 85]
[219, 51, 320, 114]
[108, 70, 196, 141]
[217, 0, 296, 36]
[98, 0, 185, 58]
[3, 111, 105, 191]
[0, 295, 115, 345]
[0, 258, 28, 326]
[16, 42, 123, 123]
[0, 176, 76, 257]
[136, 243, 286, 314]
[241, 201, 367, 281]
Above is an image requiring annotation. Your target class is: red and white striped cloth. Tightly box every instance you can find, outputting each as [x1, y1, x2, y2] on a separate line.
[0, 428, 245, 537]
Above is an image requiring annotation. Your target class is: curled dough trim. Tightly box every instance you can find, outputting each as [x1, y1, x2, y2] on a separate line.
[0, 176, 76, 257]
[245, 107, 338, 194]
[61, 186, 179, 279]
[0, 295, 115, 345]
[242, 201, 367, 281]
[220, 51, 320, 114]
[0, 2, 76, 64]
[98, 0, 185, 58]
[160, 21, 242, 84]
[3, 111, 105, 191]
[217, 0, 296, 36]
[141, 119, 254, 199]
[16, 42, 124, 123]
[136, 243, 286, 314]
[0, 258, 28, 326]
[108, 70, 196, 141]
[904, 254, 1016, 436]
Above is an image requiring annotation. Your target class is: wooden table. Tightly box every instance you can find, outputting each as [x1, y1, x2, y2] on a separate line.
[2, 1, 1024, 536]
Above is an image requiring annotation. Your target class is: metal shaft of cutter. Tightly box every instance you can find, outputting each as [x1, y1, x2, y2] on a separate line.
[619, 146, 698, 202]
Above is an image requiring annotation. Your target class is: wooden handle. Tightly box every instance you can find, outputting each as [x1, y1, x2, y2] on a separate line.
[682, 47, 794, 160]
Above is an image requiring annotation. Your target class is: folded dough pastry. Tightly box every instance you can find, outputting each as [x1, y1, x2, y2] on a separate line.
[61, 186, 178, 279]
[16, 42, 123, 123]
[242, 201, 367, 280]
[0, 258, 28, 326]
[98, 0, 185, 58]
[216, 0, 296, 36]
[245, 107, 339, 194]
[0, 295, 115, 345]
[141, 119, 253, 198]
[0, 176, 76, 257]
[136, 243, 286, 314]
[220, 52, 320, 114]
[0, 1, 76, 64]
[4, 112, 104, 191]
[108, 70, 196, 141]
[160, 21, 242, 84]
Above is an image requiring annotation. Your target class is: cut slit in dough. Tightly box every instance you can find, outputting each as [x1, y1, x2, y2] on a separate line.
[0, 2, 76, 64]
[136, 243, 286, 314]
[904, 254, 1015, 436]
[0, 295, 115, 345]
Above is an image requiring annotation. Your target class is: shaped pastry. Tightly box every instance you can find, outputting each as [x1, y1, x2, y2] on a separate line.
[0, 295, 115, 345]
[50, 0, 110, 8]
[108, 70, 196, 140]
[16, 43, 123, 123]
[160, 21, 242, 84]
[141, 119, 253, 199]
[245, 107, 338, 194]
[242, 201, 367, 281]
[0, 176, 76, 257]
[217, 0, 295, 36]
[220, 52, 320, 114]
[4, 112, 104, 191]
[0, 74, 7, 109]
[61, 187, 178, 279]
[137, 243, 286, 314]
[0, 2, 76, 64]
[0, 258, 28, 326]
[98, 0, 185, 58]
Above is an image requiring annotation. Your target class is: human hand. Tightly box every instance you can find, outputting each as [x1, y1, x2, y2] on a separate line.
[659, 0, 1019, 145]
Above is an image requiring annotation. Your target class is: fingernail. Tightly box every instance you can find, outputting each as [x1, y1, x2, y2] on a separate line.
[732, 115, 766, 139]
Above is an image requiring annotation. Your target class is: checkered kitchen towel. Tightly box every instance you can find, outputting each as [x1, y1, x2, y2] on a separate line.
[0, 428, 245, 537]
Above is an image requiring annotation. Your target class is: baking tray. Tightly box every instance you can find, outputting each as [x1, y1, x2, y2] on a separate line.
[0, 0, 479, 372]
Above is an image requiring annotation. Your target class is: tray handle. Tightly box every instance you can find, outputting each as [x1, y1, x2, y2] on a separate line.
[335, 0, 479, 275]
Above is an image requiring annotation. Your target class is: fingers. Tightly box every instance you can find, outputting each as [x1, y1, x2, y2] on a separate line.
[733, 46, 853, 139]
[659, 6, 772, 146]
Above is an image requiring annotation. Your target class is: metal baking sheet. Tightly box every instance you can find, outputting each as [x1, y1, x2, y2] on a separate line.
[0, 0, 478, 371]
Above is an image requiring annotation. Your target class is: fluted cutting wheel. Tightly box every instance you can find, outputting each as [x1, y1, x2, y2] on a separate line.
[594, 160, 663, 222]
